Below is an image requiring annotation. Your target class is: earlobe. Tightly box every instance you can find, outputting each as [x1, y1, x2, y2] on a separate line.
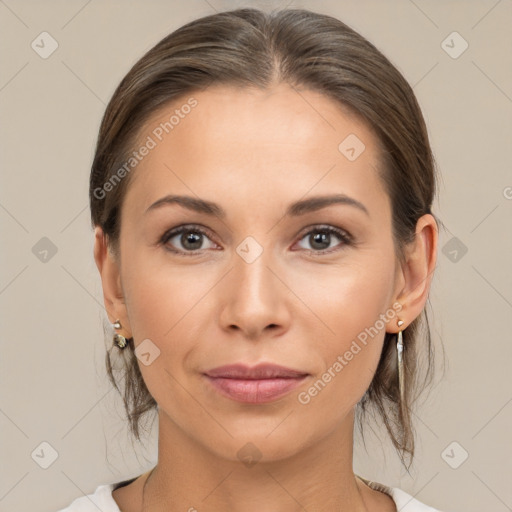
[93, 226, 132, 337]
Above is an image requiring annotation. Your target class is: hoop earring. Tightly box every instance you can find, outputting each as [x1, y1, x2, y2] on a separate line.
[397, 318, 405, 404]
[113, 319, 128, 349]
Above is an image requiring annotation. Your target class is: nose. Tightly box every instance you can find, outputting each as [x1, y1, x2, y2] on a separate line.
[218, 245, 291, 341]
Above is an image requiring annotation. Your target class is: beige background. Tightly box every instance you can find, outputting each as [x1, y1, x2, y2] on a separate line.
[1, 1, 511, 511]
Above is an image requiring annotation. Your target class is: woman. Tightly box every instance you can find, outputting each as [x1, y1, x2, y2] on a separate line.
[58, 7, 444, 512]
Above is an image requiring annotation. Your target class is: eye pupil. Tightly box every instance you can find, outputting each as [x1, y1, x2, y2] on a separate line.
[310, 231, 330, 250]
[182, 231, 202, 250]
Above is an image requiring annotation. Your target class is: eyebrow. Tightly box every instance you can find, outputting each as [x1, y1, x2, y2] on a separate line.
[144, 193, 370, 218]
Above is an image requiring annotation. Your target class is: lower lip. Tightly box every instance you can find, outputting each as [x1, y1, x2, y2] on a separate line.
[204, 375, 308, 404]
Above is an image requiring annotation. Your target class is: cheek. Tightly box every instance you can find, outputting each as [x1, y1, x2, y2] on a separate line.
[294, 252, 394, 337]
[122, 247, 207, 340]
[293, 257, 395, 401]
[121, 254, 218, 383]
[127, 270, 208, 353]
[121, 262, 209, 409]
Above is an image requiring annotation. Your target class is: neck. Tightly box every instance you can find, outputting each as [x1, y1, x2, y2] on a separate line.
[142, 408, 369, 512]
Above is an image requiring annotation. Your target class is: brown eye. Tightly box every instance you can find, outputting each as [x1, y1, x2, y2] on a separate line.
[161, 225, 217, 254]
[295, 226, 352, 254]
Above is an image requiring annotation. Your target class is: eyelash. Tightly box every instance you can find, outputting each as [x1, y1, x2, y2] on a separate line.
[159, 224, 354, 257]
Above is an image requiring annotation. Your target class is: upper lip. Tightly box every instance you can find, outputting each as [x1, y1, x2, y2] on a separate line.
[204, 363, 309, 379]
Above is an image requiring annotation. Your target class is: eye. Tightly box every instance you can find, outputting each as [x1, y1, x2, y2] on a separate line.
[160, 225, 218, 255]
[294, 225, 353, 254]
[160, 223, 353, 256]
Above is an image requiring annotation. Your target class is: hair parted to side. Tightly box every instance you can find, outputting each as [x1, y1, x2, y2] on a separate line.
[90, 7, 442, 471]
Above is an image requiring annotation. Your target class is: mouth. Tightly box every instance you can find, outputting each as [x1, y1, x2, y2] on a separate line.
[203, 363, 310, 404]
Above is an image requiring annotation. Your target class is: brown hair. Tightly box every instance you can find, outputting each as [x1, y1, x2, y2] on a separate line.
[90, 7, 443, 471]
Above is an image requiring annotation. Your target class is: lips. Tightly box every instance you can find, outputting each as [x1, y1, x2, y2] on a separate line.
[204, 363, 308, 379]
[203, 363, 309, 404]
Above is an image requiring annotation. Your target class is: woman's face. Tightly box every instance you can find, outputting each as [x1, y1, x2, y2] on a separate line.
[110, 83, 408, 461]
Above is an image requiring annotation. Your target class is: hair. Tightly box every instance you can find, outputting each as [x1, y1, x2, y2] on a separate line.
[90, 7, 443, 471]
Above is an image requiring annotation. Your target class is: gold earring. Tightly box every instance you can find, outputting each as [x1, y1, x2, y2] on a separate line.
[396, 318, 405, 404]
[113, 319, 127, 349]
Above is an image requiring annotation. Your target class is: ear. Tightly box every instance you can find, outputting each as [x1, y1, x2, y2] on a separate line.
[93, 226, 132, 338]
[390, 213, 438, 332]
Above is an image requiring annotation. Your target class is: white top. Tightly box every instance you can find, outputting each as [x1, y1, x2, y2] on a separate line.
[56, 475, 445, 511]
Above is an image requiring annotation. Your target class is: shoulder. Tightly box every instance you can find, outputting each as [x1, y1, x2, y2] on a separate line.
[55, 483, 119, 512]
[357, 475, 446, 512]
[389, 486, 445, 512]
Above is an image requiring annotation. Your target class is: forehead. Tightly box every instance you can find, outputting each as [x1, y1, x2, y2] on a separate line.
[122, 83, 388, 220]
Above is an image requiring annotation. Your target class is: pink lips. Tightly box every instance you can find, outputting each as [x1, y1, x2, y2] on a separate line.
[203, 363, 309, 404]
